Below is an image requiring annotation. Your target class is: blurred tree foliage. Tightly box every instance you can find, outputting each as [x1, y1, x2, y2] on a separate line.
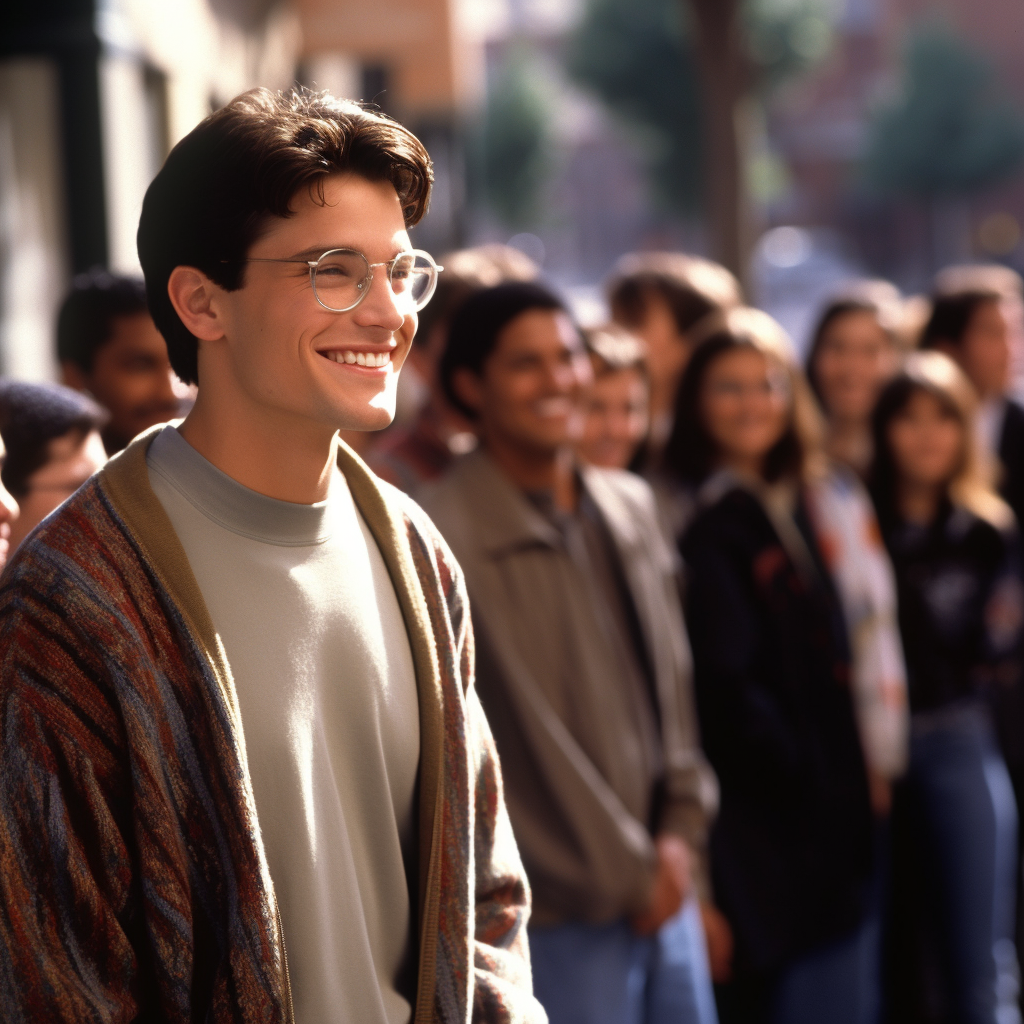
[479, 47, 552, 229]
[864, 25, 1024, 199]
[566, 0, 835, 215]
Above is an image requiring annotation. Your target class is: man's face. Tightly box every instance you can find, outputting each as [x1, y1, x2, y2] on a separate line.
[959, 299, 1011, 399]
[212, 174, 416, 434]
[65, 313, 183, 452]
[467, 308, 592, 457]
[0, 436, 19, 572]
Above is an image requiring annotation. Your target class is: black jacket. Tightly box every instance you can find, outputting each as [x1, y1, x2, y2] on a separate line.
[999, 399, 1024, 532]
[879, 501, 1022, 715]
[681, 486, 873, 976]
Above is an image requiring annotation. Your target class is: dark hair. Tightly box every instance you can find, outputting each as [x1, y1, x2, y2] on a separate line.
[920, 290, 1002, 350]
[439, 281, 566, 419]
[138, 87, 434, 385]
[607, 252, 741, 339]
[413, 244, 538, 352]
[869, 350, 1008, 528]
[663, 307, 824, 486]
[56, 269, 149, 372]
[805, 297, 889, 406]
[0, 380, 107, 498]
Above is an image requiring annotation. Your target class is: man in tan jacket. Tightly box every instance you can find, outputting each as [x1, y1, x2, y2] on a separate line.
[420, 282, 720, 1024]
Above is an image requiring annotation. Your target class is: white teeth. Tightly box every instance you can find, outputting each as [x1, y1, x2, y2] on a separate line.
[325, 350, 392, 366]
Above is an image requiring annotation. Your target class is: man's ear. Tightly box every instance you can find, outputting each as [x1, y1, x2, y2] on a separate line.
[167, 266, 229, 342]
[452, 367, 484, 417]
[60, 361, 89, 392]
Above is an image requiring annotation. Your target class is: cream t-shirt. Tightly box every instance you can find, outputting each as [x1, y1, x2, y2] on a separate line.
[147, 425, 420, 1024]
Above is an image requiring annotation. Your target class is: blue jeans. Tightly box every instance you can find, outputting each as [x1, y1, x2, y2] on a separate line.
[901, 700, 1021, 1024]
[530, 897, 719, 1024]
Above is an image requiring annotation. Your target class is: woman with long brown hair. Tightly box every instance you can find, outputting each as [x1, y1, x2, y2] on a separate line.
[664, 308, 906, 1023]
[870, 351, 1021, 1023]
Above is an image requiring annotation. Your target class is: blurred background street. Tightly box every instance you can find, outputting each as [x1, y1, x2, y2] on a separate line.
[3, 0, 1024, 370]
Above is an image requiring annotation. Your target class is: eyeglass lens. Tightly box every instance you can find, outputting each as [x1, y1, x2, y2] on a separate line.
[312, 250, 437, 313]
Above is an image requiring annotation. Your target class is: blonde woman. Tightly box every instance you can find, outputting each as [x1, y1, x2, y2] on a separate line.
[869, 351, 1021, 1024]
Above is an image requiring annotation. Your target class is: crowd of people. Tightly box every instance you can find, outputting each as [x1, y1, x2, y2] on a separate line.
[1, 86, 1023, 1024]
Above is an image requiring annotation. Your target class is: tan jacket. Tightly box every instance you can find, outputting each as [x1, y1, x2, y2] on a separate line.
[420, 449, 717, 926]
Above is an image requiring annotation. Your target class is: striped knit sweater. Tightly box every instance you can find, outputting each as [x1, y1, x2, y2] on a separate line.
[0, 429, 542, 1024]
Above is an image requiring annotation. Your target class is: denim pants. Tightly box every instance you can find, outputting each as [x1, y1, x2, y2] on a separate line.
[529, 897, 719, 1024]
[899, 700, 1021, 1024]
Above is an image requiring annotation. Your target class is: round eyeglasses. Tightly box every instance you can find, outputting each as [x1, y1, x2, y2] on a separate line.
[232, 248, 444, 314]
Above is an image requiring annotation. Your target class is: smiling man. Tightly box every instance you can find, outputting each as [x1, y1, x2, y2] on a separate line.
[0, 89, 540, 1024]
[421, 283, 719, 1024]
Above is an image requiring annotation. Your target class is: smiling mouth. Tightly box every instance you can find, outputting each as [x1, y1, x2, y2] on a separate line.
[320, 350, 392, 368]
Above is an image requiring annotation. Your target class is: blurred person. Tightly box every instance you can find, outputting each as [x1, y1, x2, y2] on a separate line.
[421, 282, 720, 1024]
[368, 243, 537, 490]
[920, 279, 1024, 531]
[607, 252, 741, 466]
[577, 323, 650, 470]
[0, 88, 542, 1024]
[666, 308, 907, 1024]
[805, 286, 902, 477]
[57, 268, 186, 453]
[870, 351, 1021, 1024]
[0, 380, 107, 551]
[0, 433, 19, 573]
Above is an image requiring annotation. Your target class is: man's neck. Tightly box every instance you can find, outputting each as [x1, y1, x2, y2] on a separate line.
[178, 393, 338, 505]
[482, 433, 578, 512]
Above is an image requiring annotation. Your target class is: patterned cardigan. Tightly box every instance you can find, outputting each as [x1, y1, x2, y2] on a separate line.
[0, 429, 542, 1024]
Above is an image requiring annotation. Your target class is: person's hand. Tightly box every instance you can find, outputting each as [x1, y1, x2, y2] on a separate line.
[868, 768, 892, 818]
[700, 903, 734, 983]
[631, 835, 692, 936]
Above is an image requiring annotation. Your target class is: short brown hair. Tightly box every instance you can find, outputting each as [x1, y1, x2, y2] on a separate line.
[664, 307, 825, 486]
[607, 252, 741, 339]
[138, 87, 433, 384]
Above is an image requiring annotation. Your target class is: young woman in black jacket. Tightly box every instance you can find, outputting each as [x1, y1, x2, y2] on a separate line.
[870, 351, 1021, 1024]
[666, 308, 900, 1024]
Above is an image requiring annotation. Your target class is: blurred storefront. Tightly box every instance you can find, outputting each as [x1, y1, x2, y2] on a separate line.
[0, 0, 300, 380]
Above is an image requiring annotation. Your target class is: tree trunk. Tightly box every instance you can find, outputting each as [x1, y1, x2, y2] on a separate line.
[686, 0, 752, 293]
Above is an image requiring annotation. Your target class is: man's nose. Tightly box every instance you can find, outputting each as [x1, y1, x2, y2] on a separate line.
[354, 267, 406, 333]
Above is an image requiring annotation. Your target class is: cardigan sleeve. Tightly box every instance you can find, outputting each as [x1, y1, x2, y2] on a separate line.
[0, 594, 139, 1024]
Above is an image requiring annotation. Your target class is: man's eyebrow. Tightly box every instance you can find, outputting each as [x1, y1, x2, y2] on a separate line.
[287, 244, 407, 261]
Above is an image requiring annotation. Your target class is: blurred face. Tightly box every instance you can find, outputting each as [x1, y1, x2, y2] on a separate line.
[959, 300, 1011, 399]
[213, 174, 416, 434]
[701, 347, 790, 474]
[633, 291, 689, 390]
[8, 429, 107, 552]
[578, 367, 649, 469]
[0, 436, 19, 571]
[814, 311, 897, 424]
[67, 313, 184, 452]
[458, 308, 591, 457]
[887, 389, 964, 491]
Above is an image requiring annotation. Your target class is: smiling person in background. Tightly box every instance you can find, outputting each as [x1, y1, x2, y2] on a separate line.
[576, 323, 651, 471]
[422, 282, 720, 1024]
[0, 380, 108, 551]
[57, 269, 188, 453]
[0, 434, 19, 573]
[805, 284, 902, 478]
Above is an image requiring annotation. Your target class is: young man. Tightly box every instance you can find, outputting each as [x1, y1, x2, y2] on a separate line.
[606, 252, 741, 465]
[368, 243, 537, 492]
[57, 268, 186, 452]
[0, 379, 108, 551]
[920, 277, 1024, 529]
[421, 282, 720, 1024]
[0, 88, 539, 1024]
